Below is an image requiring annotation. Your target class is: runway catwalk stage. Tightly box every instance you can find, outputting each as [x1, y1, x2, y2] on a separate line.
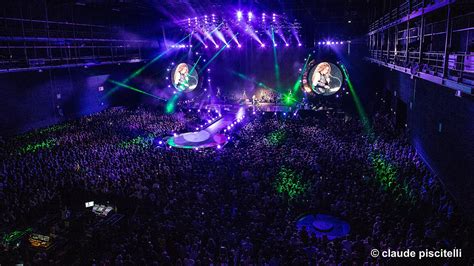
[166, 108, 245, 149]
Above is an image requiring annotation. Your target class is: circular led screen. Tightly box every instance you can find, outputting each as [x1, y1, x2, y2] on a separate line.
[172, 63, 199, 92]
[306, 62, 343, 96]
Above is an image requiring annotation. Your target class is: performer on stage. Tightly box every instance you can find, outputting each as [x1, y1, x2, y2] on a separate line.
[311, 62, 332, 94]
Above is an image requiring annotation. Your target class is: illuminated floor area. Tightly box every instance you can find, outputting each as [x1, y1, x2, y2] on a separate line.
[296, 214, 350, 240]
[166, 113, 237, 149]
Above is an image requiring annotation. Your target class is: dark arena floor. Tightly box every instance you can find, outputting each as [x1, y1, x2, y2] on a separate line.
[1, 0, 474, 265]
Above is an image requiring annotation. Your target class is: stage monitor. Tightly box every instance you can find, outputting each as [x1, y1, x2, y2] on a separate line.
[171, 62, 199, 92]
[303, 62, 343, 96]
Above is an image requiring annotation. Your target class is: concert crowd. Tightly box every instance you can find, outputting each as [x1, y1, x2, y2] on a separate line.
[0, 106, 472, 265]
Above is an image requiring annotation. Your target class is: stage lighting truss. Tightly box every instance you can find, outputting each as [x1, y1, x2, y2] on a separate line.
[177, 12, 302, 45]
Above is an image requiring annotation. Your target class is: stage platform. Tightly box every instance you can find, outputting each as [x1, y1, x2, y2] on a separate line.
[166, 113, 237, 149]
[196, 102, 297, 113]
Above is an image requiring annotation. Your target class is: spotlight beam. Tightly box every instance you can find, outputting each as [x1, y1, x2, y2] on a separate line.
[107, 80, 166, 101]
[199, 33, 239, 73]
[202, 22, 224, 45]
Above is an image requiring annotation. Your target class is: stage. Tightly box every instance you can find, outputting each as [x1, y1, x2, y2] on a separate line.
[198, 102, 297, 113]
[166, 112, 239, 149]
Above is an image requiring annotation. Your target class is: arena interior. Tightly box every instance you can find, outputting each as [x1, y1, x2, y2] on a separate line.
[0, 0, 473, 264]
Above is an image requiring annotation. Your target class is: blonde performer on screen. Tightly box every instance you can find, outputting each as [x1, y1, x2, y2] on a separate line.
[311, 62, 332, 94]
[174, 63, 190, 91]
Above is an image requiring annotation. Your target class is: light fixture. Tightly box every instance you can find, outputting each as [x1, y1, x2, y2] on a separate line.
[237, 11, 243, 20]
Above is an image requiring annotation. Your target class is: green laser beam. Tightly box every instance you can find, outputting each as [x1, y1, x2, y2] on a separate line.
[189, 56, 201, 76]
[292, 53, 312, 93]
[165, 93, 180, 114]
[107, 80, 166, 101]
[341, 64, 415, 204]
[271, 27, 281, 89]
[230, 70, 278, 93]
[341, 64, 372, 139]
[282, 92, 300, 106]
[102, 33, 192, 100]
